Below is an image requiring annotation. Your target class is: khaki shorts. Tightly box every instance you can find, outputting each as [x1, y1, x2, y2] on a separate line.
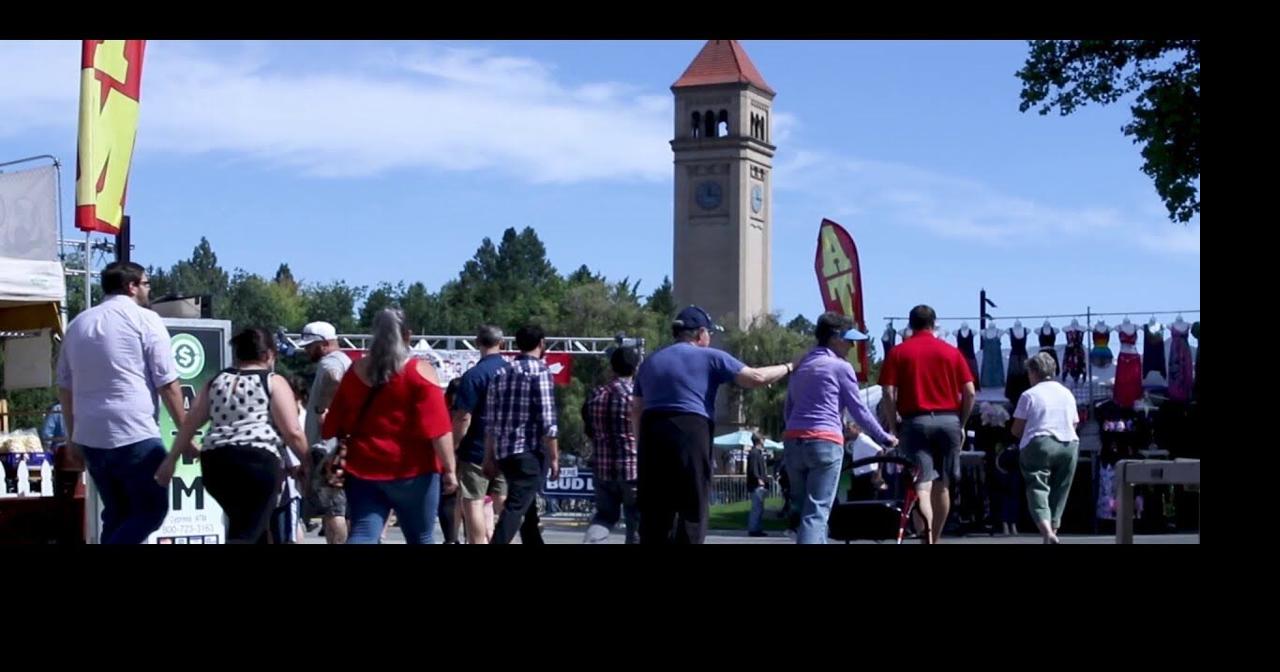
[458, 461, 507, 500]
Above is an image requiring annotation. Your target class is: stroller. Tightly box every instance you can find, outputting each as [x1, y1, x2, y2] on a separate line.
[827, 449, 929, 544]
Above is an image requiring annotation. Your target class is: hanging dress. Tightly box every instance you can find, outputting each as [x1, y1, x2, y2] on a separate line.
[1167, 322, 1195, 402]
[1037, 327, 1059, 372]
[1143, 323, 1167, 381]
[1090, 327, 1114, 369]
[956, 329, 981, 389]
[1004, 329, 1031, 405]
[1191, 321, 1200, 401]
[1062, 328, 1087, 383]
[1113, 328, 1143, 408]
[980, 331, 1005, 390]
[881, 328, 897, 360]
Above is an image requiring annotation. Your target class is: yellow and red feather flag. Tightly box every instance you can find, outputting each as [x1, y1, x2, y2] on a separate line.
[814, 218, 869, 377]
[75, 39, 145, 234]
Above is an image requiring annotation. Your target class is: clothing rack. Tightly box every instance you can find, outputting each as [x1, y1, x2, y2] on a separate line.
[881, 309, 1200, 322]
[879, 305, 1199, 537]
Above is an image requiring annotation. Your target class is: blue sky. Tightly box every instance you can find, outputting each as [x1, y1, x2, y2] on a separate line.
[0, 40, 1200, 335]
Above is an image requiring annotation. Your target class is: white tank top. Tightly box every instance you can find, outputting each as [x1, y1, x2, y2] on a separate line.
[202, 369, 283, 459]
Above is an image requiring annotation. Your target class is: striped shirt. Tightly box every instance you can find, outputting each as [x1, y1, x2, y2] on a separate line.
[484, 355, 558, 460]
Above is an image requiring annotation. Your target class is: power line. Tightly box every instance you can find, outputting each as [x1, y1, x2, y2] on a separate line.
[882, 309, 1200, 321]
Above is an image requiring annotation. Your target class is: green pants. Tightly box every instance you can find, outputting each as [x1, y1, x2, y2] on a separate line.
[1019, 436, 1079, 529]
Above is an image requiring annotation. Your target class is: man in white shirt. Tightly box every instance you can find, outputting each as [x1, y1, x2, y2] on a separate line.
[56, 262, 188, 544]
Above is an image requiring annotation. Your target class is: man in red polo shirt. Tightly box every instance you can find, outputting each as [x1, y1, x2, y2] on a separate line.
[880, 304, 976, 544]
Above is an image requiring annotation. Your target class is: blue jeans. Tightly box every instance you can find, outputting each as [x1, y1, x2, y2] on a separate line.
[591, 479, 639, 544]
[345, 473, 440, 545]
[747, 486, 767, 533]
[783, 439, 844, 544]
[81, 438, 170, 544]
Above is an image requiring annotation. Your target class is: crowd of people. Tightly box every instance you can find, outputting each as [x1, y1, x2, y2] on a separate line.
[54, 261, 1080, 545]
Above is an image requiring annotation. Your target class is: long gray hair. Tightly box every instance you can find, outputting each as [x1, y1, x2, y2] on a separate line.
[367, 308, 410, 386]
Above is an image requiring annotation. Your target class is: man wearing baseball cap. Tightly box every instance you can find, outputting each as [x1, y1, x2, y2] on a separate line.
[632, 305, 793, 544]
[297, 321, 352, 544]
[782, 311, 898, 543]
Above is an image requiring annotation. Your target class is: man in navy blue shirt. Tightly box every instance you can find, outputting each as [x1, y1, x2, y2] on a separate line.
[451, 325, 510, 544]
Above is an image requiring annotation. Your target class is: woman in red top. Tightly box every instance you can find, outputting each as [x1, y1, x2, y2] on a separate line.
[322, 308, 458, 544]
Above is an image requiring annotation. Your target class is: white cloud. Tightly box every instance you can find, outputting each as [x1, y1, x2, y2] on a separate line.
[772, 111, 798, 144]
[0, 41, 673, 184]
[0, 40, 81, 136]
[0, 41, 1199, 259]
[772, 150, 1197, 256]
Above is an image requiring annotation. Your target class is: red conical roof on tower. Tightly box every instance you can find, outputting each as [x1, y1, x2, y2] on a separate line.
[672, 40, 775, 95]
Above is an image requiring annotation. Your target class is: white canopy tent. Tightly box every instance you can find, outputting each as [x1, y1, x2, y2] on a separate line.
[1, 160, 65, 391]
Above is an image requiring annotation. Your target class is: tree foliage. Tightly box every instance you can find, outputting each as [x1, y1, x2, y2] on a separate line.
[1017, 40, 1200, 223]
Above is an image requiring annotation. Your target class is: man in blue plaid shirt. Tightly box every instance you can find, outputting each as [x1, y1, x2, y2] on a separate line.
[483, 325, 560, 545]
[582, 346, 641, 544]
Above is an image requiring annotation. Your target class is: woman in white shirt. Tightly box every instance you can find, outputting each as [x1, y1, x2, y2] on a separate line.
[1011, 352, 1080, 544]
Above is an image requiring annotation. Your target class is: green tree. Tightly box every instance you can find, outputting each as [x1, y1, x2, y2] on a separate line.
[222, 270, 308, 333]
[399, 282, 438, 334]
[63, 249, 102, 320]
[865, 338, 883, 387]
[1017, 40, 1200, 223]
[721, 313, 811, 439]
[566, 264, 604, 286]
[359, 282, 404, 328]
[442, 227, 567, 334]
[0, 351, 57, 431]
[645, 275, 676, 318]
[303, 281, 367, 333]
[786, 314, 815, 336]
[168, 237, 230, 299]
[273, 263, 299, 294]
[146, 264, 174, 299]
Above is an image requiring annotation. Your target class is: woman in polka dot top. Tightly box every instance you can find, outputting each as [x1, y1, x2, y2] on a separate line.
[157, 327, 310, 543]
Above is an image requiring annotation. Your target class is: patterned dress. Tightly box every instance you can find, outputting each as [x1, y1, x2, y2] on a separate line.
[1062, 328, 1087, 382]
[1113, 328, 1143, 408]
[1167, 322, 1195, 401]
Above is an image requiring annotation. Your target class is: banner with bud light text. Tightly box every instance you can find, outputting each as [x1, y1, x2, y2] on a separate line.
[814, 218, 869, 377]
[544, 467, 595, 499]
[75, 39, 145, 235]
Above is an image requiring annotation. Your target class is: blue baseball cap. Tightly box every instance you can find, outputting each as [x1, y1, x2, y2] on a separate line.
[674, 305, 723, 332]
[841, 328, 869, 342]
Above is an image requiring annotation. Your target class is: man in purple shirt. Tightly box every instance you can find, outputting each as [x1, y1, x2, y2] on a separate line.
[782, 312, 898, 543]
[56, 262, 188, 544]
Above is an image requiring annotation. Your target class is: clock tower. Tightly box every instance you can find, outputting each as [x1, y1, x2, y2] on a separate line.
[671, 39, 775, 330]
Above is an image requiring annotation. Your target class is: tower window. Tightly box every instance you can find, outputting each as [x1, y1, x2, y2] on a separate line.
[704, 109, 716, 138]
[691, 111, 701, 138]
[717, 109, 729, 137]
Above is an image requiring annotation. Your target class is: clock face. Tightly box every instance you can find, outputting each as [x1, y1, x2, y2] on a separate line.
[751, 184, 764, 214]
[695, 180, 722, 210]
